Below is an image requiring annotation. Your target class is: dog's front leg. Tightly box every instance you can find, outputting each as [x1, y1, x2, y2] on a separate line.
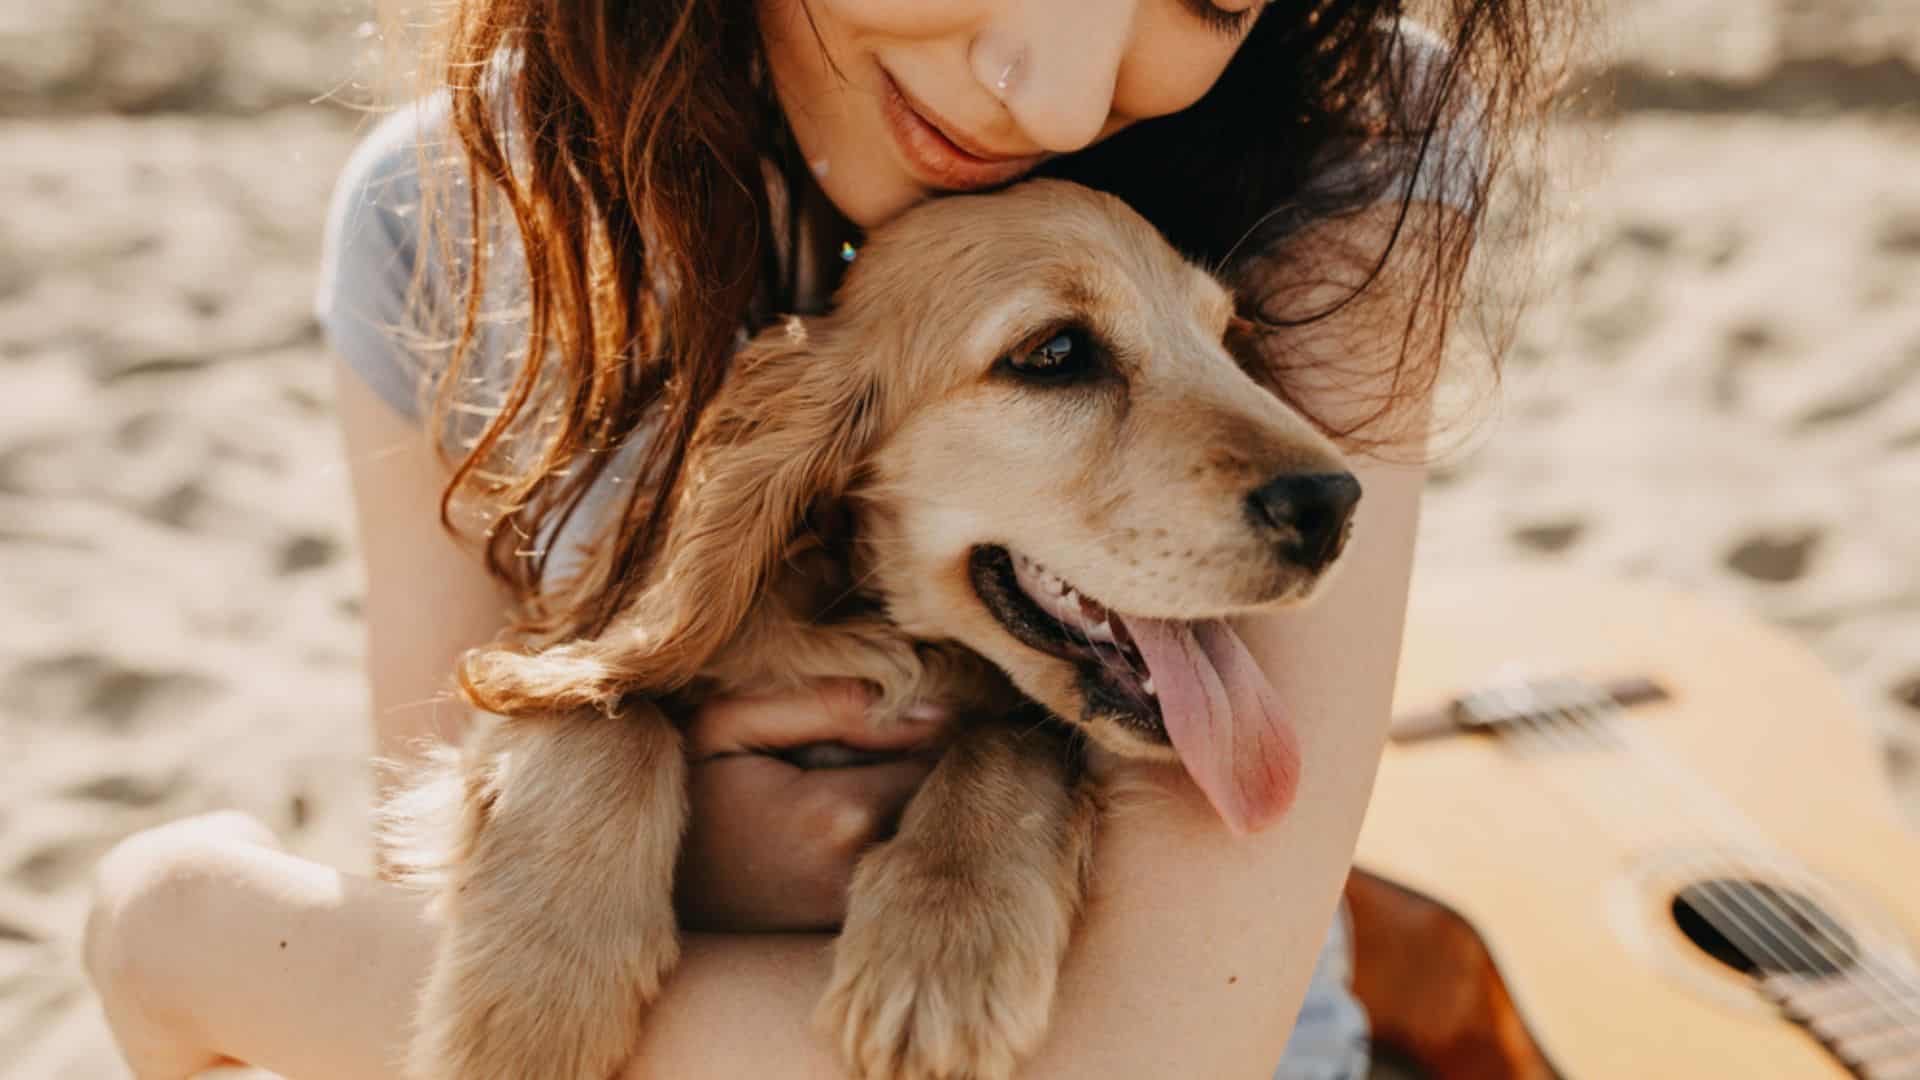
[408, 707, 688, 1080]
[819, 721, 1097, 1080]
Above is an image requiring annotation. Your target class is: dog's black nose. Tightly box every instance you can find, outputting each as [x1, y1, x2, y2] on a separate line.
[1246, 472, 1362, 572]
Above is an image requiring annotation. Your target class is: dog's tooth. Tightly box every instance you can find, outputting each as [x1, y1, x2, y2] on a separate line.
[1085, 619, 1115, 643]
[1141, 675, 1157, 696]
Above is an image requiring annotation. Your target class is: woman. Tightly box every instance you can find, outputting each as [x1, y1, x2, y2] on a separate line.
[85, 0, 1570, 1076]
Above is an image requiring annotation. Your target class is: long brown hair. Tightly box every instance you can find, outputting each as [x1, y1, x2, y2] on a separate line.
[420, 0, 1579, 647]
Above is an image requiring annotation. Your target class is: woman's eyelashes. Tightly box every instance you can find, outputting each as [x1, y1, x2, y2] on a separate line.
[1178, 0, 1261, 38]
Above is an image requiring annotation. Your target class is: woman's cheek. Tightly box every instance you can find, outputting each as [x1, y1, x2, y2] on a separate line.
[1112, 9, 1248, 120]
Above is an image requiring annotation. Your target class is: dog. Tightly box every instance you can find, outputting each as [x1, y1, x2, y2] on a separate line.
[385, 178, 1361, 1080]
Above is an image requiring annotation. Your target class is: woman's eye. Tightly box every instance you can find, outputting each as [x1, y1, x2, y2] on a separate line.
[1004, 327, 1094, 381]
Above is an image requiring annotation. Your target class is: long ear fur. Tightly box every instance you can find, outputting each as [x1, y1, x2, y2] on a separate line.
[460, 317, 884, 717]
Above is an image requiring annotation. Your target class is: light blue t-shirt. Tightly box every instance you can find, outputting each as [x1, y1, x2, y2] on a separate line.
[316, 21, 1481, 1078]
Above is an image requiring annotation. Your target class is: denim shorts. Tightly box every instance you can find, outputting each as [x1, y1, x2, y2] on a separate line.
[1274, 902, 1371, 1080]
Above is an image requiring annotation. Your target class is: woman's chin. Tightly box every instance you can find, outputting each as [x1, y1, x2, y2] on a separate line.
[824, 174, 930, 231]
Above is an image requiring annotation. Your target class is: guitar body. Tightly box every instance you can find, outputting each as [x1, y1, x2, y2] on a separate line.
[1352, 567, 1920, 1079]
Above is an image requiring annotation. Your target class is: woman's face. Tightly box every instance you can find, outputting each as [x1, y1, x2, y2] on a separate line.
[758, 0, 1263, 228]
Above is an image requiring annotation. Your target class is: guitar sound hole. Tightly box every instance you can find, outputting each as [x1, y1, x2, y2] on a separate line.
[1670, 878, 1858, 978]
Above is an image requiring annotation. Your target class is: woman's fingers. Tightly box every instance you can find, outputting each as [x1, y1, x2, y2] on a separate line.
[677, 753, 937, 932]
[678, 678, 957, 930]
[686, 678, 869, 756]
[687, 678, 952, 757]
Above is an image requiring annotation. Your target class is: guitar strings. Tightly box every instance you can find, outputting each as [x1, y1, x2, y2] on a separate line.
[1529, 687, 1920, 1036]
[1513, 686, 1920, 1035]
[1489, 686, 1844, 984]
[1587, 696, 1920, 1035]
[1487, 677, 1920, 1035]
[1495, 690, 1920, 1041]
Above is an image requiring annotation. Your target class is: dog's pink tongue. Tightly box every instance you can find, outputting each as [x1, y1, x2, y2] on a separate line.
[1124, 617, 1301, 835]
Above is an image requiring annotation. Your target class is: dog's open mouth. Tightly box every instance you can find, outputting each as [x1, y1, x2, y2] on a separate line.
[968, 543, 1305, 835]
[968, 545, 1163, 737]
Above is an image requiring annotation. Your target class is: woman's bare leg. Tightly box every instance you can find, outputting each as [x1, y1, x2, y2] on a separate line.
[87, 813, 437, 1080]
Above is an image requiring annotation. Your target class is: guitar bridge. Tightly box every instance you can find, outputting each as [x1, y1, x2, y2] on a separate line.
[1453, 675, 1619, 730]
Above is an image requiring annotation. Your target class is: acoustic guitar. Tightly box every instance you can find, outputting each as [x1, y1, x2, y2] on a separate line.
[1348, 567, 1920, 1079]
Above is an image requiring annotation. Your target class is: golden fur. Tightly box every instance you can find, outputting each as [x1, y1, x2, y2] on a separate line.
[385, 180, 1354, 1080]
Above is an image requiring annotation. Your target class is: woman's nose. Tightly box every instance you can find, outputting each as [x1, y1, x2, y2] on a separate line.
[979, 0, 1135, 154]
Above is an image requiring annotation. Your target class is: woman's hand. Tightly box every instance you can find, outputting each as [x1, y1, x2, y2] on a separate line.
[677, 678, 951, 932]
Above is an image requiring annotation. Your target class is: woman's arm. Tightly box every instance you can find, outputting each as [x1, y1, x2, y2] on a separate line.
[335, 364, 514, 793]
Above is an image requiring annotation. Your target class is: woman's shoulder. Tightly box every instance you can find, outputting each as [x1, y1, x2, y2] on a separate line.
[314, 96, 464, 424]
[317, 96, 463, 299]
[315, 86, 527, 426]
[1325, 18, 1488, 210]
[1266, 15, 1489, 217]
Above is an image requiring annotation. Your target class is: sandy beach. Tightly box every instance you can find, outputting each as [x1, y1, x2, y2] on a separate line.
[4, 1, 1916, 1075]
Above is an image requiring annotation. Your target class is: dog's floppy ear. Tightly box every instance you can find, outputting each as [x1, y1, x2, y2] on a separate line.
[460, 316, 884, 716]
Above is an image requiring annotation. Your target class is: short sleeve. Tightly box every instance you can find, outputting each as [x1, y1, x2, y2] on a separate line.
[1308, 19, 1489, 215]
[314, 98, 455, 424]
[1391, 20, 1486, 211]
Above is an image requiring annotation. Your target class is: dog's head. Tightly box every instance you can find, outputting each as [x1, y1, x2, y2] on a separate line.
[469, 181, 1356, 833]
[842, 181, 1356, 831]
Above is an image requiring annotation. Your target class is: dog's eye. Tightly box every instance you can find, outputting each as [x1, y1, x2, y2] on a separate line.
[1002, 327, 1094, 382]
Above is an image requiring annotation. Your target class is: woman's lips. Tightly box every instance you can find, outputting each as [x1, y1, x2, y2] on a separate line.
[879, 70, 1044, 193]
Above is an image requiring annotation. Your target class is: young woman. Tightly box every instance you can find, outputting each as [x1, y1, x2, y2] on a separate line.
[84, 1, 1572, 1076]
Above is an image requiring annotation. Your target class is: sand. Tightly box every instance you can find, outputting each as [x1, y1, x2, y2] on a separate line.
[3, 0, 1916, 1075]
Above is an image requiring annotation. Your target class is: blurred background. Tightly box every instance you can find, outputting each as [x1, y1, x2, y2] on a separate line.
[1, 0, 1915, 1075]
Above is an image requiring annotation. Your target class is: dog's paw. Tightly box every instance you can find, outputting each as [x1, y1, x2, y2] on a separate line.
[817, 844, 1069, 1080]
[398, 711, 691, 1080]
[406, 898, 678, 1080]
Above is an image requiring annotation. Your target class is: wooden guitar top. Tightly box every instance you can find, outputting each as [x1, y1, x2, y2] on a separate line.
[1356, 566, 1920, 1079]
